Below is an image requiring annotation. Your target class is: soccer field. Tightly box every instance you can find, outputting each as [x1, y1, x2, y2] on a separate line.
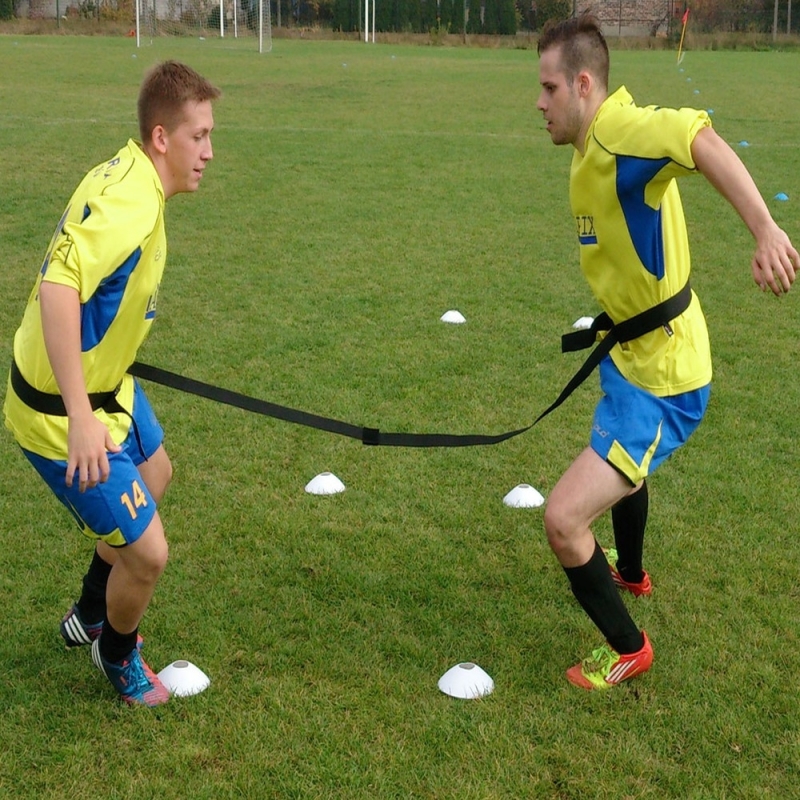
[1, 34, 799, 798]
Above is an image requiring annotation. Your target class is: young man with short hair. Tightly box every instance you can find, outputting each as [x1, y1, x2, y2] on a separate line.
[4, 61, 221, 706]
[536, 14, 797, 690]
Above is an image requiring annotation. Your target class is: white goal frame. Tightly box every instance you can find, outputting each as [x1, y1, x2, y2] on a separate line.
[135, 0, 272, 52]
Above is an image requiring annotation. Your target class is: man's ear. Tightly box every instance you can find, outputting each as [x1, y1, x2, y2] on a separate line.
[149, 124, 168, 155]
[576, 69, 593, 99]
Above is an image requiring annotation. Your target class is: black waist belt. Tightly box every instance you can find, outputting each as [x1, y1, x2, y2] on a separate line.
[561, 281, 692, 354]
[534, 279, 694, 425]
[12, 281, 692, 448]
[10, 359, 123, 417]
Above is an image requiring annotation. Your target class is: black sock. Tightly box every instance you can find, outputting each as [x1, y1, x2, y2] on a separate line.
[99, 619, 139, 664]
[76, 549, 113, 625]
[612, 480, 648, 584]
[564, 541, 644, 654]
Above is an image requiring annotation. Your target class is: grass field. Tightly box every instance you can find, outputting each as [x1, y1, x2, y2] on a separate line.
[1, 34, 799, 799]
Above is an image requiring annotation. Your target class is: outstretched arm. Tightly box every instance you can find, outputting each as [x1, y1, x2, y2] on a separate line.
[691, 125, 799, 296]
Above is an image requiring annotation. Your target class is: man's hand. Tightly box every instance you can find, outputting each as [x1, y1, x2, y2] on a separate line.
[751, 226, 799, 296]
[65, 411, 122, 492]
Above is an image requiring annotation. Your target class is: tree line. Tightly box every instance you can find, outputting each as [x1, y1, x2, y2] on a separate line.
[279, 0, 791, 37]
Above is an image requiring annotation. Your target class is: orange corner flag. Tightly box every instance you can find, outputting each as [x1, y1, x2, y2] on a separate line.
[677, 8, 690, 63]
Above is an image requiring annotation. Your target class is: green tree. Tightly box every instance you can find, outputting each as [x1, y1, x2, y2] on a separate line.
[446, 0, 464, 32]
[333, 0, 360, 30]
[482, 0, 497, 32]
[419, 0, 437, 30]
[535, 0, 570, 29]
[437, 0, 452, 30]
[690, 0, 772, 33]
[407, 0, 422, 30]
[466, 0, 481, 32]
[494, 0, 516, 33]
[0, 0, 13, 20]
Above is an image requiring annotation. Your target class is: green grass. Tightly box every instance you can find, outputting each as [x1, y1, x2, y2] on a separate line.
[1, 35, 799, 799]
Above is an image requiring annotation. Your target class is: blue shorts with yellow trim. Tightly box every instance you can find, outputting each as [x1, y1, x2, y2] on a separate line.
[590, 356, 710, 485]
[22, 380, 164, 547]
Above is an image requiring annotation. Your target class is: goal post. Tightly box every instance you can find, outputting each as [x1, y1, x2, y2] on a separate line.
[136, 0, 272, 52]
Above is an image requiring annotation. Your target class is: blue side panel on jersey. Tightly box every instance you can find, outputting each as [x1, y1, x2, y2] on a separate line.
[80, 247, 142, 351]
[615, 155, 671, 279]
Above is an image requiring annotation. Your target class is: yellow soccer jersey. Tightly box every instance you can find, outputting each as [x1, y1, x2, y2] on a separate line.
[4, 139, 166, 459]
[570, 86, 712, 396]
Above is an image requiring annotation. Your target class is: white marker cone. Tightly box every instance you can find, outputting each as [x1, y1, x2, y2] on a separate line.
[572, 316, 594, 330]
[438, 662, 494, 699]
[157, 660, 211, 697]
[503, 484, 545, 508]
[305, 472, 346, 495]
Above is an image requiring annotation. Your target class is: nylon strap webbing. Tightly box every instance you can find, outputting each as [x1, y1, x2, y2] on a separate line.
[128, 282, 692, 448]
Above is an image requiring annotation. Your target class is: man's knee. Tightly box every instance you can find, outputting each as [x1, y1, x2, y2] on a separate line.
[120, 518, 169, 582]
[544, 499, 575, 555]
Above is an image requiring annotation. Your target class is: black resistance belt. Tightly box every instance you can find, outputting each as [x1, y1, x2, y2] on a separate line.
[10, 359, 123, 417]
[9, 360, 146, 456]
[12, 281, 692, 448]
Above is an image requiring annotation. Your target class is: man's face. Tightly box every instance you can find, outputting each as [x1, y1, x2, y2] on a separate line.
[161, 99, 214, 197]
[536, 46, 583, 147]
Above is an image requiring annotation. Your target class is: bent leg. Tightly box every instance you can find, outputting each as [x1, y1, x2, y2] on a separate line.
[105, 513, 168, 635]
[544, 447, 636, 567]
[94, 514, 170, 706]
[545, 447, 644, 655]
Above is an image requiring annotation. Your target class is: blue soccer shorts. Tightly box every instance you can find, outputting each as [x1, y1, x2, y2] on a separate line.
[22, 380, 164, 547]
[590, 356, 710, 485]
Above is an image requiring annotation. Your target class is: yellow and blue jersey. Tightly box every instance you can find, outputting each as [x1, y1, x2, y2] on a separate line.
[571, 86, 713, 396]
[4, 139, 166, 459]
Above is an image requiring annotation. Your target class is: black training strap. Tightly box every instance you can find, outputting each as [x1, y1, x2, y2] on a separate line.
[127, 361, 531, 447]
[10, 282, 691, 448]
[126, 282, 692, 447]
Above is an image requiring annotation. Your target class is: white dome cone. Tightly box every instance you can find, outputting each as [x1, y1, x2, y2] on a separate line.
[305, 472, 346, 495]
[503, 484, 545, 508]
[438, 662, 494, 699]
[572, 316, 594, 330]
[157, 660, 211, 697]
[440, 310, 466, 324]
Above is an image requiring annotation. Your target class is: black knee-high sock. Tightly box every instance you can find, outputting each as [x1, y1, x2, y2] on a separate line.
[564, 541, 644, 654]
[76, 549, 113, 625]
[612, 479, 648, 584]
[99, 619, 139, 664]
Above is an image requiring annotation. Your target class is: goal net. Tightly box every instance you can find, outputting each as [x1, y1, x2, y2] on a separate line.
[136, 0, 272, 52]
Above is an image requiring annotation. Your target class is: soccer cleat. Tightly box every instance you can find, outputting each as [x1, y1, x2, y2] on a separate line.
[566, 631, 653, 691]
[60, 604, 102, 648]
[604, 548, 652, 597]
[60, 605, 144, 650]
[91, 639, 170, 707]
